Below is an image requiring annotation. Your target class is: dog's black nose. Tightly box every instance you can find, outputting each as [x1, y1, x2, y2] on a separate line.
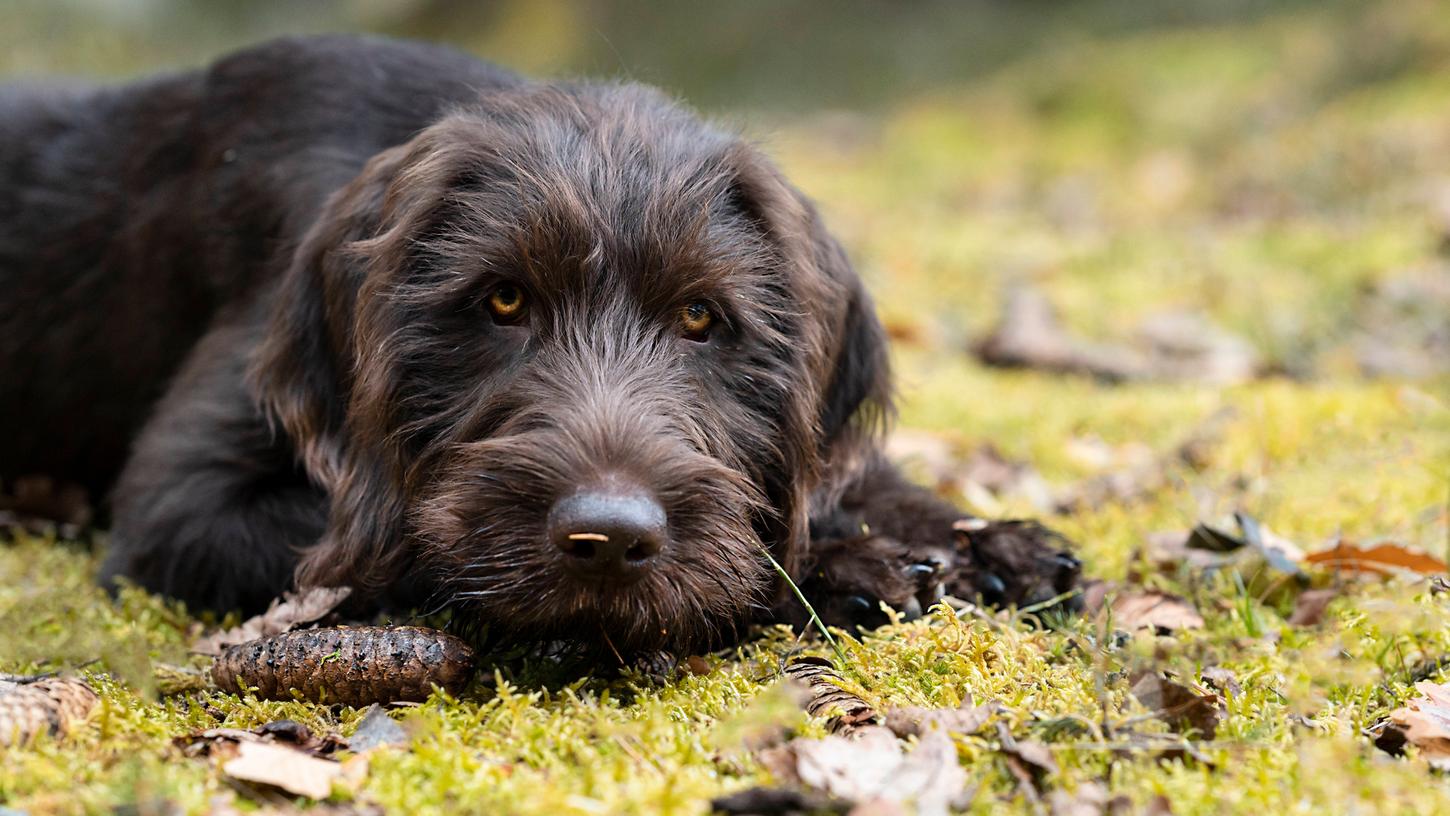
[548, 485, 666, 580]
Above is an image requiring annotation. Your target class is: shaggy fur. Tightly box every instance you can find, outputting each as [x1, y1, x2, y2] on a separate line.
[0, 36, 1079, 656]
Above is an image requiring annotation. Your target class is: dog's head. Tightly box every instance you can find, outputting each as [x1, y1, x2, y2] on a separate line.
[250, 83, 890, 653]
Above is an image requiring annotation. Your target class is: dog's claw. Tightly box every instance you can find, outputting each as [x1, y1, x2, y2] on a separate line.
[978, 572, 1007, 603]
[900, 597, 923, 621]
[905, 563, 937, 581]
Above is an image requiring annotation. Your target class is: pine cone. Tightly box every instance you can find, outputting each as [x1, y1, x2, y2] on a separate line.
[0, 677, 99, 747]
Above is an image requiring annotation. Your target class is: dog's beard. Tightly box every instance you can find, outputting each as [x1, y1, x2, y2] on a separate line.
[412, 434, 772, 654]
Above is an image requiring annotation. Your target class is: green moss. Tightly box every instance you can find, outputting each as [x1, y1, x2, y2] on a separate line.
[5, 0, 1450, 812]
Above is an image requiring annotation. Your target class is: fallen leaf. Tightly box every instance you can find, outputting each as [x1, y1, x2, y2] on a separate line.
[1130, 672, 1225, 739]
[259, 718, 347, 755]
[349, 704, 409, 752]
[974, 285, 1260, 386]
[1287, 588, 1339, 626]
[1081, 580, 1112, 617]
[1141, 530, 1235, 573]
[174, 727, 260, 759]
[996, 721, 1057, 803]
[222, 740, 344, 799]
[1058, 408, 1237, 514]
[974, 284, 1149, 383]
[1349, 268, 1450, 379]
[958, 445, 1056, 512]
[1178, 514, 1307, 577]
[758, 727, 970, 816]
[194, 586, 352, 656]
[1135, 312, 1260, 385]
[886, 431, 1055, 513]
[883, 698, 1000, 738]
[1383, 681, 1450, 770]
[1110, 592, 1204, 633]
[783, 657, 879, 736]
[1304, 541, 1448, 577]
[175, 718, 346, 759]
[1047, 781, 1134, 816]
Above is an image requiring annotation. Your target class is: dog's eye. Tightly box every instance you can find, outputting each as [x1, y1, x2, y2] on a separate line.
[679, 301, 714, 340]
[487, 284, 527, 323]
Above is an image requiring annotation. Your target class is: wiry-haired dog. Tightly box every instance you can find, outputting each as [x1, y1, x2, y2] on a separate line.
[0, 36, 1080, 659]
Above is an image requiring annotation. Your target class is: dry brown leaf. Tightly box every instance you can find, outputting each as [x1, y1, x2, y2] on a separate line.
[1141, 531, 1234, 573]
[194, 586, 352, 656]
[1057, 408, 1236, 514]
[996, 721, 1057, 803]
[1304, 541, 1448, 577]
[174, 727, 263, 759]
[1135, 312, 1260, 385]
[883, 698, 1000, 739]
[974, 285, 1149, 383]
[975, 285, 1258, 386]
[222, 740, 344, 799]
[783, 657, 879, 736]
[1185, 514, 1307, 575]
[1081, 580, 1113, 617]
[886, 430, 1054, 513]
[1287, 588, 1339, 626]
[1129, 672, 1225, 739]
[1110, 592, 1204, 633]
[175, 718, 346, 759]
[1047, 782, 1135, 816]
[1385, 681, 1450, 770]
[758, 727, 970, 816]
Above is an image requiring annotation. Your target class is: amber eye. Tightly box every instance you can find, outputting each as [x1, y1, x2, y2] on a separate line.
[487, 284, 527, 322]
[679, 301, 714, 340]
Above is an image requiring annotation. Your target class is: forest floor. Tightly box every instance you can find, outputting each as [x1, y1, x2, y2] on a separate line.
[4, 1, 1450, 813]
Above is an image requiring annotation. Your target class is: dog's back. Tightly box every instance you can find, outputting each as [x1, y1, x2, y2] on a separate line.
[0, 36, 519, 496]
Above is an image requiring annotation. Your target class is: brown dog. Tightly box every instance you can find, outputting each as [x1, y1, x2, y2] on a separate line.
[0, 36, 1079, 656]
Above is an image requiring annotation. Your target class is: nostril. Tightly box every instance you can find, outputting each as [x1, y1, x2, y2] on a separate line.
[625, 539, 658, 562]
[560, 532, 608, 560]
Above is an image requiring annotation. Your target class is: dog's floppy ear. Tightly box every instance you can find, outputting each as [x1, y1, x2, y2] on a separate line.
[249, 121, 481, 598]
[724, 146, 893, 576]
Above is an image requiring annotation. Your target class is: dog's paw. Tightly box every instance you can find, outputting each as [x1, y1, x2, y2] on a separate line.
[949, 518, 1083, 614]
[788, 534, 942, 632]
[625, 650, 679, 682]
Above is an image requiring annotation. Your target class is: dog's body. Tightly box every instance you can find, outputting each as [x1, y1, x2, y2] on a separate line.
[1, 36, 1078, 655]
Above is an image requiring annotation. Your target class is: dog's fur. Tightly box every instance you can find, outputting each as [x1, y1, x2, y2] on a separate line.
[0, 36, 1079, 655]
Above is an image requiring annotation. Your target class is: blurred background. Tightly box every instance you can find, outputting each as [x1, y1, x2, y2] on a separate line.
[4, 0, 1447, 556]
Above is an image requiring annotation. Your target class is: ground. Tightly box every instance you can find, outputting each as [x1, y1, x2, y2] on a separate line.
[3, 1, 1450, 814]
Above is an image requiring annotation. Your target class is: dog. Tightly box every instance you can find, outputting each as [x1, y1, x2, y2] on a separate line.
[0, 36, 1080, 657]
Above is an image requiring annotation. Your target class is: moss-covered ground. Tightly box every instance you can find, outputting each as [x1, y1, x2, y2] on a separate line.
[4, 1, 1450, 813]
